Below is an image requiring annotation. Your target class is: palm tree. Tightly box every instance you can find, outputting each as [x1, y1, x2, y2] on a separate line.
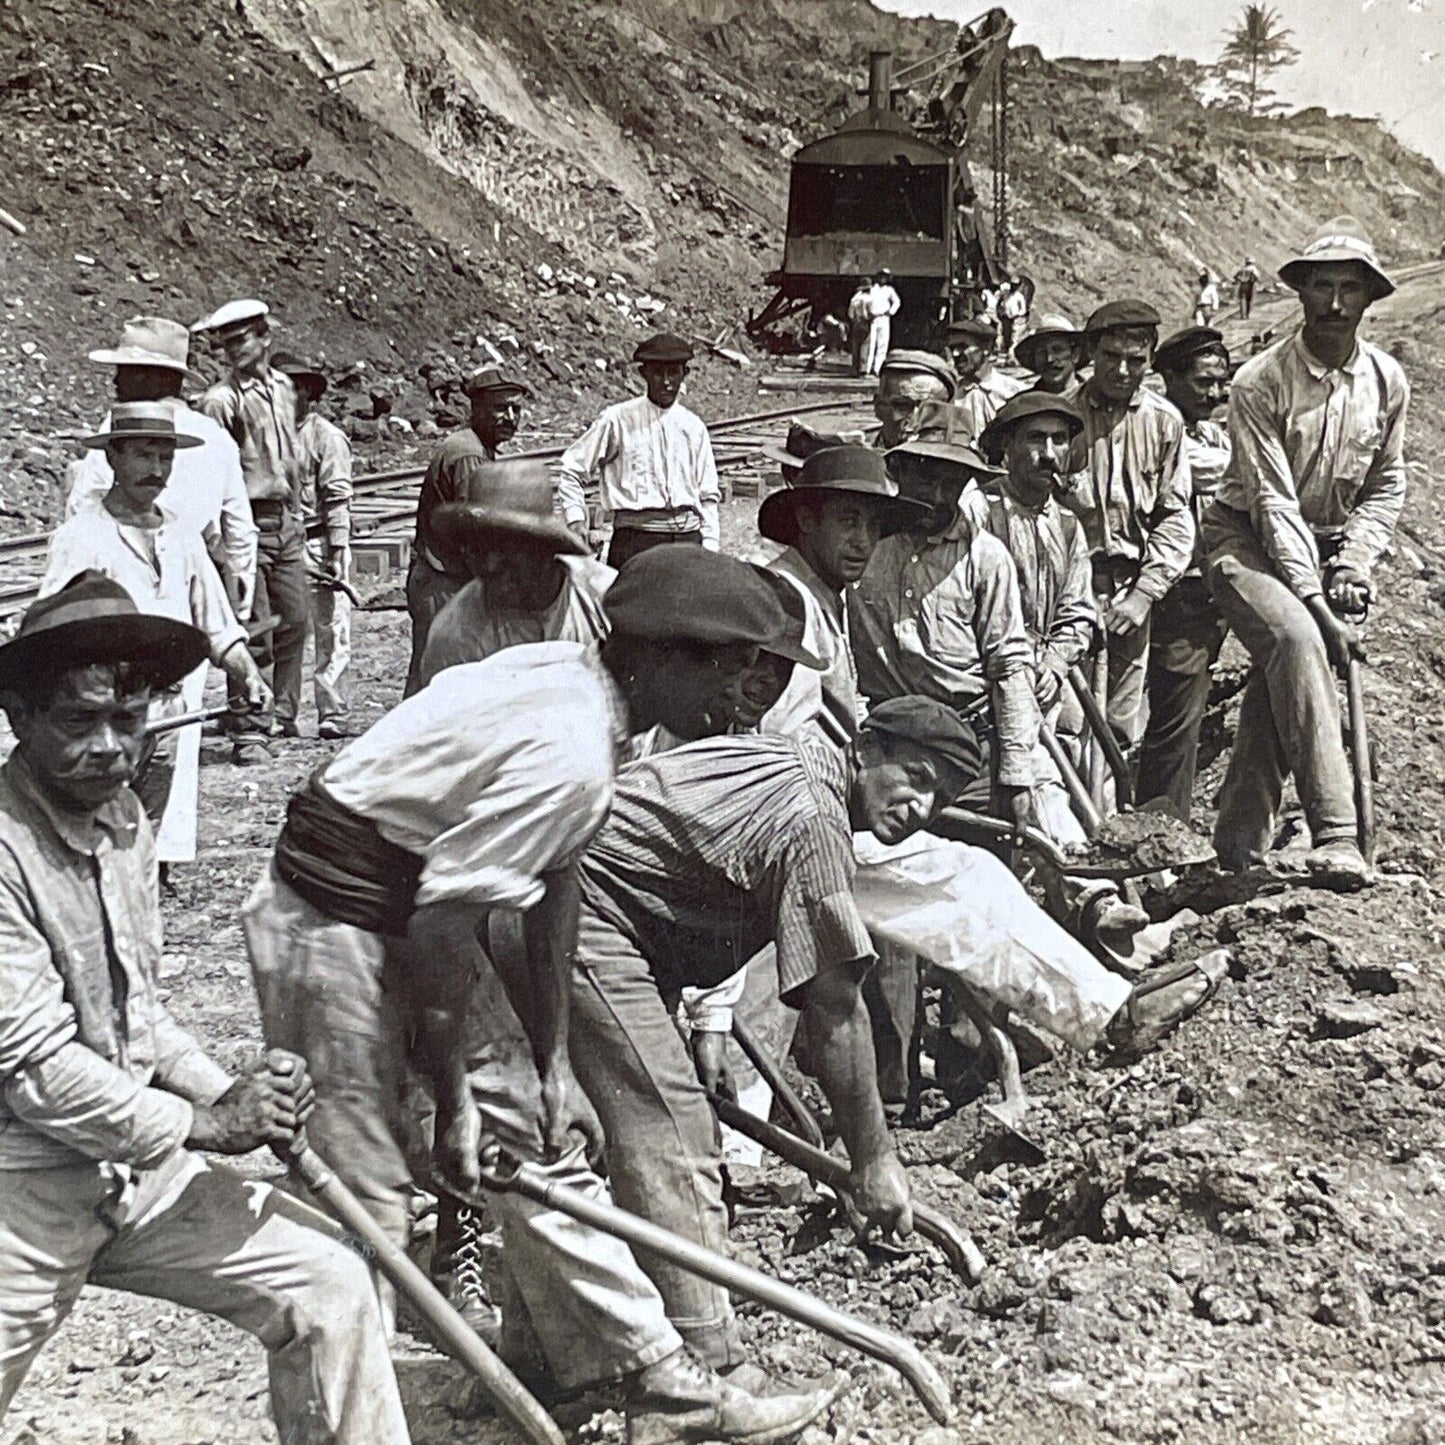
[1216, 4, 1301, 116]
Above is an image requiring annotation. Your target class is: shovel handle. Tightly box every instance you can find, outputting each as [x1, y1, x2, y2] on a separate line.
[730, 1017, 826, 1150]
[1068, 664, 1132, 805]
[1038, 718, 1103, 838]
[1345, 657, 1376, 865]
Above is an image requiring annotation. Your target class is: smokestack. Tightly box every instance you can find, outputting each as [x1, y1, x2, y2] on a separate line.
[868, 51, 892, 114]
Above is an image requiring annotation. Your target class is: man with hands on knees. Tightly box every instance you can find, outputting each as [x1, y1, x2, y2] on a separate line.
[0, 574, 408, 1443]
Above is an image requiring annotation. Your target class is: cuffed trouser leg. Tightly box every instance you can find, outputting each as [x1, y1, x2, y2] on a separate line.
[570, 911, 742, 1369]
[0, 1153, 409, 1443]
[1205, 511, 1356, 858]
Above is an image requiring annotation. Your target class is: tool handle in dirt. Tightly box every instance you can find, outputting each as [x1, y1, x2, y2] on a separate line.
[272, 1133, 565, 1445]
[729, 1016, 826, 1150]
[1067, 664, 1132, 805]
[1038, 717, 1103, 838]
[1345, 658, 1376, 865]
[475, 1152, 953, 1426]
[710, 1092, 986, 1285]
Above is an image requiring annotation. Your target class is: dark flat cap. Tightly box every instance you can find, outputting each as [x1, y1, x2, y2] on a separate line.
[465, 365, 532, 399]
[632, 332, 694, 365]
[863, 695, 984, 783]
[978, 390, 1086, 464]
[878, 349, 958, 401]
[605, 547, 824, 669]
[1153, 326, 1229, 375]
[1083, 299, 1162, 335]
[946, 315, 996, 343]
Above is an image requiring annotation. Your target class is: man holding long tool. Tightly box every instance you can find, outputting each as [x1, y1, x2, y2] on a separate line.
[0, 574, 408, 1443]
[1204, 217, 1407, 887]
[243, 548, 838, 1441]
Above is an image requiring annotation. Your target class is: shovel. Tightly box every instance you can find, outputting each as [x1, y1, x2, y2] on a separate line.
[144, 703, 235, 738]
[948, 984, 1046, 1164]
[1068, 663, 1132, 806]
[1038, 717, 1103, 838]
[1345, 655, 1376, 865]
[731, 1015, 825, 1150]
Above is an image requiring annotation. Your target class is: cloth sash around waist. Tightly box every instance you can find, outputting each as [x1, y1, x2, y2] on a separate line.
[273, 770, 423, 935]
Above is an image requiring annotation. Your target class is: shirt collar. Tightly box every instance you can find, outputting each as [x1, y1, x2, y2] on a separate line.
[1083, 378, 1145, 413]
[772, 547, 844, 624]
[3, 752, 137, 858]
[1295, 333, 1365, 382]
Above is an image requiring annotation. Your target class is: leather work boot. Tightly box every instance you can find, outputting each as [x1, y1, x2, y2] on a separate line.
[430, 1200, 502, 1347]
[626, 1347, 840, 1445]
[1304, 838, 1370, 891]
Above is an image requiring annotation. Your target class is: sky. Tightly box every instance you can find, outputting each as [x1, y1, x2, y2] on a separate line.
[877, 0, 1445, 168]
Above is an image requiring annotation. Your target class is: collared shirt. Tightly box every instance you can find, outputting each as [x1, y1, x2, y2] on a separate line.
[66, 399, 258, 599]
[977, 489, 1098, 679]
[0, 755, 232, 1170]
[849, 499, 1040, 787]
[1214, 334, 1409, 601]
[319, 641, 628, 911]
[297, 412, 354, 550]
[39, 507, 247, 665]
[866, 283, 901, 319]
[760, 547, 861, 751]
[197, 367, 301, 505]
[419, 555, 616, 687]
[414, 426, 496, 576]
[580, 736, 874, 1000]
[556, 394, 721, 549]
[1061, 382, 1195, 601]
[952, 366, 1028, 443]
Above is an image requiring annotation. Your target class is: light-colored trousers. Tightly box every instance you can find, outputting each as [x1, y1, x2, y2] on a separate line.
[864, 315, 892, 375]
[243, 866, 682, 1390]
[307, 542, 352, 723]
[0, 1147, 409, 1443]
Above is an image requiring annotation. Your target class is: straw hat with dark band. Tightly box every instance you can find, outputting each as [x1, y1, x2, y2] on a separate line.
[429, 459, 588, 558]
[757, 443, 929, 545]
[1278, 215, 1394, 302]
[0, 571, 209, 694]
[79, 401, 203, 451]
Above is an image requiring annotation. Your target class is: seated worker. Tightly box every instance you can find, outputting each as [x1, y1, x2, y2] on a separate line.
[870, 349, 958, 449]
[1013, 313, 1084, 397]
[0, 573, 407, 1443]
[419, 458, 616, 687]
[243, 548, 837, 1443]
[39, 403, 270, 868]
[571, 698, 978, 1370]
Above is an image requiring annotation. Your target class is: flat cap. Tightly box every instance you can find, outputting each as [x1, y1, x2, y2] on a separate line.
[1083, 299, 1161, 335]
[191, 298, 269, 335]
[271, 351, 328, 394]
[604, 547, 823, 669]
[465, 364, 532, 398]
[632, 332, 694, 365]
[878, 349, 958, 401]
[946, 315, 996, 343]
[978, 390, 1085, 464]
[1153, 326, 1228, 376]
[863, 695, 984, 783]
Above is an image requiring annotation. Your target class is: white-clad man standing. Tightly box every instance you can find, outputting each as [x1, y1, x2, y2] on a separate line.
[862, 269, 903, 377]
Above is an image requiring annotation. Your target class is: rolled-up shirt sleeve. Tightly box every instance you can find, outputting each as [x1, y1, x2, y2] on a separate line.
[1229, 375, 1325, 601]
[316, 425, 355, 549]
[0, 864, 194, 1168]
[772, 823, 875, 1004]
[1134, 427, 1196, 602]
[1338, 375, 1409, 579]
[185, 539, 248, 663]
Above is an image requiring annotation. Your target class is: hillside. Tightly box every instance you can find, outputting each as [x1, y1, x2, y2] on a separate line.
[1, 0, 1443, 530]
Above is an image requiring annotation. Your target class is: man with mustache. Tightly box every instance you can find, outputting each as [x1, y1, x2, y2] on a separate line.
[947, 315, 1026, 444]
[1013, 313, 1084, 397]
[1203, 217, 1408, 888]
[405, 365, 532, 696]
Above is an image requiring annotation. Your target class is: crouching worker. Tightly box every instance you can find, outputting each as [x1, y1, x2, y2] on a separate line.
[0, 574, 408, 1442]
[242, 548, 838, 1443]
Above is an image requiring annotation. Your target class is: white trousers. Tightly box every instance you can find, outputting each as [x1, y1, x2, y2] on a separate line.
[864, 315, 892, 375]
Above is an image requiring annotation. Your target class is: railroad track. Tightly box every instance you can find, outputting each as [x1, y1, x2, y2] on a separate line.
[0, 396, 874, 618]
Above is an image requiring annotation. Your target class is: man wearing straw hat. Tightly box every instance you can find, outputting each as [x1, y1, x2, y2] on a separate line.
[1204, 216, 1408, 889]
[405, 364, 533, 697]
[556, 332, 721, 569]
[67, 315, 257, 617]
[1013, 313, 1084, 397]
[274, 352, 355, 739]
[0, 572, 408, 1443]
[39, 403, 270, 867]
[418, 459, 615, 687]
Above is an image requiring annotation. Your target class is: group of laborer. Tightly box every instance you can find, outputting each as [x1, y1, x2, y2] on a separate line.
[0, 213, 1408, 1445]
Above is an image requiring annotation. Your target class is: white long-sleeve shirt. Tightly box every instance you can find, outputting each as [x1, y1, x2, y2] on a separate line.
[556, 394, 721, 548]
[67, 398, 258, 612]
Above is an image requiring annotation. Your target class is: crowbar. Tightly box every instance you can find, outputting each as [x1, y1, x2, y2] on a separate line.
[1069, 663, 1132, 805]
[1038, 717, 1103, 838]
[710, 1093, 986, 1284]
[1345, 656, 1376, 865]
[275, 1130, 565, 1445]
[731, 1016, 825, 1150]
[476, 1153, 953, 1426]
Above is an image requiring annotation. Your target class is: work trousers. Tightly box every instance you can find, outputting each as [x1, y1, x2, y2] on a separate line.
[403, 559, 467, 699]
[1137, 575, 1230, 820]
[1202, 505, 1356, 860]
[238, 508, 309, 727]
[570, 910, 744, 1370]
[242, 867, 681, 1390]
[307, 541, 351, 724]
[0, 1148, 408, 1443]
[864, 315, 891, 376]
[1092, 561, 1153, 750]
[606, 526, 702, 572]
[1238, 285, 1254, 319]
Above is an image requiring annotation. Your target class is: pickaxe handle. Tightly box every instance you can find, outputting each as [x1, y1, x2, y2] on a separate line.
[275, 1137, 565, 1445]
[480, 1157, 953, 1426]
[730, 1016, 825, 1150]
[710, 1093, 985, 1285]
[1068, 664, 1133, 805]
[1345, 657, 1376, 865]
[1038, 717, 1103, 837]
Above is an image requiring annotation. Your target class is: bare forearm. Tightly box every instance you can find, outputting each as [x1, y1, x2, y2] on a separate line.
[514, 867, 580, 1077]
[804, 968, 893, 1168]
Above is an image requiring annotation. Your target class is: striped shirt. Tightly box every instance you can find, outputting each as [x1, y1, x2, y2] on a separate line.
[1213, 334, 1408, 601]
[579, 737, 874, 1000]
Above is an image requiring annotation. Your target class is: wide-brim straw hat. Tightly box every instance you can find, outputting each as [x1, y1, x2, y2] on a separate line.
[79, 401, 203, 451]
[0, 570, 208, 694]
[758, 443, 929, 544]
[1278, 215, 1394, 301]
[88, 316, 206, 386]
[1013, 313, 1081, 371]
[429, 458, 588, 559]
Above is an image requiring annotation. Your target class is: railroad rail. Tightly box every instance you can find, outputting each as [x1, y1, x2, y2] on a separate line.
[0, 396, 873, 618]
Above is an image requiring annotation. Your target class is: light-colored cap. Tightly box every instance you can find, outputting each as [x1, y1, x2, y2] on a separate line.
[191, 298, 270, 335]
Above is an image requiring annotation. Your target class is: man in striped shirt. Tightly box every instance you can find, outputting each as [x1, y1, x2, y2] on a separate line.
[572, 699, 981, 1372]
